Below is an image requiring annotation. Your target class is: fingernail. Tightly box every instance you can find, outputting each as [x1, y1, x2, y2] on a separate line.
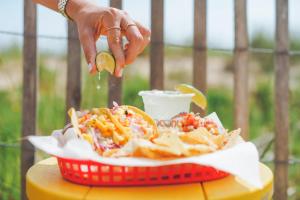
[115, 67, 123, 77]
[119, 68, 123, 77]
[88, 63, 93, 73]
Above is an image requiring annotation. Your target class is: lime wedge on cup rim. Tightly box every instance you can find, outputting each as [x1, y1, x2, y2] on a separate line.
[175, 84, 207, 109]
[95, 51, 116, 74]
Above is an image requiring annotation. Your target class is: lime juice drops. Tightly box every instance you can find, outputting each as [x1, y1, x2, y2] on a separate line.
[96, 72, 101, 90]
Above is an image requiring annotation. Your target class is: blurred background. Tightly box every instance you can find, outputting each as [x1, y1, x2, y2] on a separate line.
[0, 0, 300, 199]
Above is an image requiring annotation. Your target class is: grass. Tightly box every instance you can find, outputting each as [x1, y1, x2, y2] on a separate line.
[0, 91, 21, 199]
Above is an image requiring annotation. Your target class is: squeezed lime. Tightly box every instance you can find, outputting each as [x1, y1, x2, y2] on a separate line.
[95, 51, 116, 74]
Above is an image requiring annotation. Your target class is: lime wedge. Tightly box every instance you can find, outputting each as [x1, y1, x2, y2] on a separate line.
[95, 52, 116, 74]
[175, 84, 207, 109]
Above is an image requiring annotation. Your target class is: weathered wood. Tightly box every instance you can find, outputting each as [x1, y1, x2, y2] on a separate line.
[66, 21, 81, 122]
[108, 0, 123, 107]
[233, 0, 249, 139]
[274, 0, 289, 199]
[193, 0, 207, 114]
[150, 0, 164, 90]
[21, 0, 37, 199]
[110, 0, 122, 9]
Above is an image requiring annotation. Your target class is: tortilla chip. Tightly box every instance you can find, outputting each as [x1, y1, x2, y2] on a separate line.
[184, 144, 216, 156]
[68, 108, 82, 139]
[153, 132, 187, 155]
[222, 128, 242, 149]
[179, 127, 218, 149]
[211, 134, 227, 149]
[133, 145, 183, 159]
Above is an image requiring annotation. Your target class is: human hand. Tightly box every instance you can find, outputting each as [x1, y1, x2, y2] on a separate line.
[67, 0, 150, 77]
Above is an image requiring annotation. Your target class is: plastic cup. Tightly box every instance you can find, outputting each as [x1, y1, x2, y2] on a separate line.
[138, 90, 194, 120]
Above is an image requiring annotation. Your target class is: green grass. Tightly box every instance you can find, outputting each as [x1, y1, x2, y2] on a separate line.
[207, 87, 233, 129]
[0, 90, 21, 200]
[123, 75, 149, 109]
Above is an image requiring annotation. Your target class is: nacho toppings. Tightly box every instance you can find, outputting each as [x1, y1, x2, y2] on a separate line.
[71, 109, 123, 154]
[68, 105, 241, 159]
[109, 104, 157, 139]
[170, 112, 220, 134]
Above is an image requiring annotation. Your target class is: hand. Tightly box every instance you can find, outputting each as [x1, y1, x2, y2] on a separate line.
[67, 1, 151, 77]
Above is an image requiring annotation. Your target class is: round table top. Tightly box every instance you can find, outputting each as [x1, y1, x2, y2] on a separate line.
[26, 157, 273, 200]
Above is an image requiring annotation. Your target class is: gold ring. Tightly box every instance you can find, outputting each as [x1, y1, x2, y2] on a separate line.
[105, 26, 121, 33]
[125, 23, 137, 31]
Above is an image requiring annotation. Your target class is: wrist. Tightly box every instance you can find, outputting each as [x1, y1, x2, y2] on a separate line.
[65, 0, 86, 21]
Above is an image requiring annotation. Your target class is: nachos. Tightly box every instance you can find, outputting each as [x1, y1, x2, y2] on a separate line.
[67, 105, 241, 159]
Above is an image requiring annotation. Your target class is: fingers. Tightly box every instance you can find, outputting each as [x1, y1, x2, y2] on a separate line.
[123, 27, 144, 64]
[78, 28, 97, 75]
[134, 21, 151, 39]
[134, 21, 151, 53]
[100, 8, 125, 77]
[87, 7, 151, 77]
[121, 15, 150, 65]
[106, 27, 125, 77]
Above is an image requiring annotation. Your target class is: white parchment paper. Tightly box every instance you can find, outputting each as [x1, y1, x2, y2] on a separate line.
[28, 128, 262, 188]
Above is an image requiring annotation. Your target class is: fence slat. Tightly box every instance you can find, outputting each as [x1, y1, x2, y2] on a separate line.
[66, 21, 81, 122]
[233, 0, 249, 139]
[21, 0, 37, 199]
[274, 0, 289, 199]
[150, 0, 164, 90]
[108, 0, 123, 107]
[193, 0, 207, 114]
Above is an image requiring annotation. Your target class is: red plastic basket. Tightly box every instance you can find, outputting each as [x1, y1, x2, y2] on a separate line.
[56, 157, 229, 186]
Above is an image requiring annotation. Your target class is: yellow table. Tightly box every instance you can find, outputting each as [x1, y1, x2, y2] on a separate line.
[26, 157, 273, 200]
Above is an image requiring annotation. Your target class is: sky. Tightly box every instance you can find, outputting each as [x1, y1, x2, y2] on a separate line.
[0, 0, 299, 52]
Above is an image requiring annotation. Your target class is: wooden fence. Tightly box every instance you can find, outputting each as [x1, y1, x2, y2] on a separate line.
[21, 0, 289, 199]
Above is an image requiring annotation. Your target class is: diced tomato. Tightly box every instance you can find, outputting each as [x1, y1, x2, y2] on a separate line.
[193, 120, 199, 129]
[78, 113, 91, 123]
[83, 114, 91, 120]
[187, 116, 195, 124]
[182, 126, 190, 132]
[80, 126, 88, 133]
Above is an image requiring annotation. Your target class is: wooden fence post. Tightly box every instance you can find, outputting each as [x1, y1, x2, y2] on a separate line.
[66, 21, 81, 122]
[233, 0, 249, 139]
[150, 0, 164, 90]
[274, 0, 289, 199]
[108, 0, 123, 107]
[21, 0, 37, 199]
[193, 0, 207, 114]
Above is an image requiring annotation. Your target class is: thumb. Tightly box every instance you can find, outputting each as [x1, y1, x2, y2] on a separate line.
[78, 28, 97, 75]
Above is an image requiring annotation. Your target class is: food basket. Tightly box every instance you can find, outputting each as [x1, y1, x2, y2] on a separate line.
[57, 157, 229, 186]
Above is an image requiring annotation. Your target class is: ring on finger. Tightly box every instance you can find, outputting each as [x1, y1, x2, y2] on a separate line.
[105, 26, 121, 33]
[124, 23, 137, 31]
